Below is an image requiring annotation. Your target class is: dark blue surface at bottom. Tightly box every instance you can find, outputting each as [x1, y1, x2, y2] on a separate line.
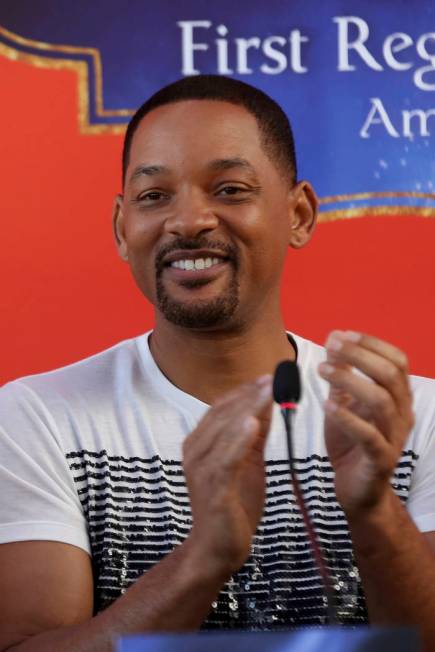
[116, 627, 420, 652]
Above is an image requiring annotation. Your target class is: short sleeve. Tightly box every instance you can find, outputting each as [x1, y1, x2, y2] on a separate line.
[0, 380, 91, 554]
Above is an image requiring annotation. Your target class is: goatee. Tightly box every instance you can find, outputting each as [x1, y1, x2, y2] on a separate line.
[155, 237, 240, 329]
[156, 276, 239, 329]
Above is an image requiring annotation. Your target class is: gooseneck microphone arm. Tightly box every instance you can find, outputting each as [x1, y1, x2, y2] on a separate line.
[273, 360, 337, 624]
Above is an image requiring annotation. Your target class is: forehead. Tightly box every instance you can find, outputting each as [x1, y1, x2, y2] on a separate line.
[127, 100, 270, 176]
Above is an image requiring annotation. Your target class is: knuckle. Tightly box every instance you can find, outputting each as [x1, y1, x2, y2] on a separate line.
[221, 456, 237, 472]
[397, 351, 409, 373]
[372, 387, 393, 413]
[384, 362, 400, 385]
[213, 393, 233, 408]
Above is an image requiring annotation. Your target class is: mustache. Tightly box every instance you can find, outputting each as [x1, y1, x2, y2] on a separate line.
[155, 237, 239, 273]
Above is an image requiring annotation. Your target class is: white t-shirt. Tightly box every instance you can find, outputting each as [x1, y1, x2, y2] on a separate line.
[1, 332, 434, 629]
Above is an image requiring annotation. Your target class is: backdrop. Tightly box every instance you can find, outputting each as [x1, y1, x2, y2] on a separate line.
[1, 0, 434, 384]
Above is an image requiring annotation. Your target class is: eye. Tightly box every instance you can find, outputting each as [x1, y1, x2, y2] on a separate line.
[219, 185, 243, 195]
[138, 190, 168, 202]
[216, 184, 252, 204]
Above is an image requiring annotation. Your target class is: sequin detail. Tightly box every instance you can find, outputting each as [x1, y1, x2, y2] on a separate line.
[66, 450, 417, 629]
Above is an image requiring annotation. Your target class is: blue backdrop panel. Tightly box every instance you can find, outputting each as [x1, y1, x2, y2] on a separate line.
[1, 0, 434, 213]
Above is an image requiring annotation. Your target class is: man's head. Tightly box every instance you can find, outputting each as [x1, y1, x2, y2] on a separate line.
[114, 76, 317, 332]
[122, 75, 297, 188]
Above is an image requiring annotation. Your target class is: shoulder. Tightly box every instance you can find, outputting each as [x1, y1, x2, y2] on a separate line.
[1, 334, 147, 406]
[0, 334, 154, 452]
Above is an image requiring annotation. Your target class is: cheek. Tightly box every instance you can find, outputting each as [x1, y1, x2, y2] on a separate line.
[127, 254, 156, 302]
[238, 211, 291, 279]
[123, 219, 159, 299]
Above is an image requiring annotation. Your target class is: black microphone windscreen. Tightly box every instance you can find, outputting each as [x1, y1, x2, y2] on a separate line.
[273, 360, 301, 404]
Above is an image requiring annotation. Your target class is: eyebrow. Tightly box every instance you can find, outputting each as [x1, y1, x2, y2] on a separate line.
[129, 164, 169, 184]
[207, 158, 257, 175]
[128, 157, 259, 184]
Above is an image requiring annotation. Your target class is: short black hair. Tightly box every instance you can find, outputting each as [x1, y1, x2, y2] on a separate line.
[122, 75, 297, 187]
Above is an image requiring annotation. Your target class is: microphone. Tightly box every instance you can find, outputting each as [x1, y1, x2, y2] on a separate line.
[273, 359, 337, 624]
[273, 360, 301, 408]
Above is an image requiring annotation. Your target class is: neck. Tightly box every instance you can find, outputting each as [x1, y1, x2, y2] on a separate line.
[149, 312, 296, 405]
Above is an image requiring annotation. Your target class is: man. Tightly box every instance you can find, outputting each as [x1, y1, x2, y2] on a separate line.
[1, 75, 435, 651]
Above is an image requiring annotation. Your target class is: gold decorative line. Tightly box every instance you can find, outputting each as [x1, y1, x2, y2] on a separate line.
[0, 24, 134, 120]
[319, 191, 435, 205]
[0, 41, 126, 135]
[318, 205, 435, 223]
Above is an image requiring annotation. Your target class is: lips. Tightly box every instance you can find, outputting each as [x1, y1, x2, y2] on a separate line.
[161, 249, 230, 269]
[164, 258, 230, 287]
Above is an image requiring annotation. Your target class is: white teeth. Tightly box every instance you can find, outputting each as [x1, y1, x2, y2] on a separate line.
[170, 257, 224, 271]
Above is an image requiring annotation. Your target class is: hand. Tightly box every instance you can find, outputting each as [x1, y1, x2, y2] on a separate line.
[318, 330, 414, 517]
[183, 376, 273, 580]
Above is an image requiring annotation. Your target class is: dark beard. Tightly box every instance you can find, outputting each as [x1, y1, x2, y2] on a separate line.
[156, 271, 239, 329]
[155, 237, 240, 329]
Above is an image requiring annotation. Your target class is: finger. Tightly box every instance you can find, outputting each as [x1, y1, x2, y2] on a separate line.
[319, 362, 398, 440]
[256, 395, 273, 428]
[353, 332, 409, 373]
[325, 331, 354, 407]
[192, 393, 272, 467]
[326, 330, 409, 375]
[186, 377, 267, 449]
[213, 415, 263, 475]
[325, 400, 392, 469]
[325, 332, 412, 413]
[184, 379, 272, 463]
[249, 399, 273, 454]
[190, 415, 263, 498]
[212, 374, 272, 409]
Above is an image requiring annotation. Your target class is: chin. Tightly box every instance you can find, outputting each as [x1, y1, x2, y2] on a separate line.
[158, 295, 240, 329]
[156, 273, 240, 330]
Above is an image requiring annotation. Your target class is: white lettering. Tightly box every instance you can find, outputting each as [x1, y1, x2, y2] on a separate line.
[415, 33, 435, 91]
[289, 30, 309, 73]
[403, 108, 435, 137]
[261, 36, 287, 74]
[383, 33, 413, 70]
[360, 98, 400, 138]
[235, 37, 260, 74]
[177, 20, 211, 75]
[215, 24, 233, 74]
[334, 16, 383, 72]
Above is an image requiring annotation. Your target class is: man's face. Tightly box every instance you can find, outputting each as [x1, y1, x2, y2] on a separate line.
[114, 100, 315, 331]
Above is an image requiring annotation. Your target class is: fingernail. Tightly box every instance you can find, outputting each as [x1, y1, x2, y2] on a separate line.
[243, 416, 256, 433]
[256, 374, 272, 386]
[319, 362, 335, 376]
[324, 399, 338, 413]
[325, 331, 344, 351]
[344, 330, 361, 342]
[328, 339, 343, 352]
[259, 382, 272, 399]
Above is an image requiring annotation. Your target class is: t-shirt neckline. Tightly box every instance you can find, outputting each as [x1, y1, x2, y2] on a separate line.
[136, 330, 300, 421]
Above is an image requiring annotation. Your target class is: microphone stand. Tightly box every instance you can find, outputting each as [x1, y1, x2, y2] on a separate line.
[280, 401, 337, 624]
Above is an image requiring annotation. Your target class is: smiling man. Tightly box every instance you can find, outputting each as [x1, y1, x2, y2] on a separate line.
[1, 76, 435, 652]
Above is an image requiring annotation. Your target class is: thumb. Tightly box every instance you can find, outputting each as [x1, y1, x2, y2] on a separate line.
[253, 399, 273, 454]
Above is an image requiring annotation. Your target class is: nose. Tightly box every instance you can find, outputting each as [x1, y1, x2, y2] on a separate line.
[163, 188, 219, 238]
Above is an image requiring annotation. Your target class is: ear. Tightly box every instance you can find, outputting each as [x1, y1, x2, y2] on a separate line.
[288, 181, 318, 249]
[112, 194, 129, 261]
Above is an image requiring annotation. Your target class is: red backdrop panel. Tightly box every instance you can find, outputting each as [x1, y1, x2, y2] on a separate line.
[1, 55, 434, 383]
